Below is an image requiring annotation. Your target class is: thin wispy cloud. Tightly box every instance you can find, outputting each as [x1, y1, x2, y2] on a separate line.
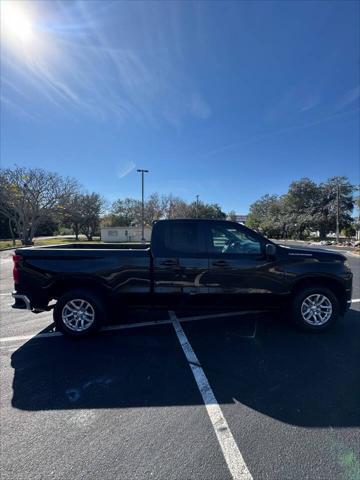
[117, 161, 136, 179]
[0, 0, 211, 127]
[0, 95, 36, 121]
[204, 108, 359, 158]
[333, 85, 360, 113]
[299, 93, 321, 112]
[264, 85, 322, 124]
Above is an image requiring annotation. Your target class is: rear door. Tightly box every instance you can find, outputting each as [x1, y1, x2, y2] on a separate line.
[152, 221, 208, 303]
[203, 221, 285, 308]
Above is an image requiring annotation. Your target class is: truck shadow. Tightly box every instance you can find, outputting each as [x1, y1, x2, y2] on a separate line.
[10, 309, 360, 428]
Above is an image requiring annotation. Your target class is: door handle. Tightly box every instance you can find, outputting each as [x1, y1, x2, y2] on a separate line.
[212, 260, 230, 267]
[160, 259, 179, 266]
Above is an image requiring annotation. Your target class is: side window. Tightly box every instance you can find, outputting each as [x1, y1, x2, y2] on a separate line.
[209, 226, 261, 255]
[163, 223, 200, 256]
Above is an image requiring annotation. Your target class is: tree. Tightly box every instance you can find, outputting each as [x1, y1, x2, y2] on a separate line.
[111, 198, 141, 226]
[0, 211, 16, 243]
[161, 195, 190, 219]
[187, 201, 226, 219]
[62, 193, 84, 240]
[341, 225, 356, 239]
[79, 193, 105, 240]
[246, 176, 355, 240]
[313, 176, 354, 239]
[100, 213, 125, 228]
[144, 193, 163, 225]
[283, 178, 319, 239]
[354, 191, 360, 237]
[36, 215, 59, 236]
[247, 194, 286, 238]
[0, 166, 79, 245]
[355, 193, 360, 211]
[110, 194, 193, 226]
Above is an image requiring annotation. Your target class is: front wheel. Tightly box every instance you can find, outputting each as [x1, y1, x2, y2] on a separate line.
[291, 286, 339, 332]
[53, 289, 106, 337]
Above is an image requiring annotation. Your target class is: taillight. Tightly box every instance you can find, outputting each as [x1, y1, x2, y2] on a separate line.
[13, 255, 21, 284]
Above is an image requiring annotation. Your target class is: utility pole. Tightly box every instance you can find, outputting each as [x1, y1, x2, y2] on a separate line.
[336, 182, 340, 243]
[137, 169, 149, 242]
[196, 194, 199, 218]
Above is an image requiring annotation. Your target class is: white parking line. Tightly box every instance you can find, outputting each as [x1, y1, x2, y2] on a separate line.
[169, 311, 252, 480]
[0, 332, 62, 343]
[1, 299, 358, 345]
[0, 323, 172, 344]
[0, 310, 258, 343]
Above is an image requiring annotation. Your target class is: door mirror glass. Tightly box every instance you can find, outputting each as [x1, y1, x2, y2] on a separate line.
[265, 243, 277, 258]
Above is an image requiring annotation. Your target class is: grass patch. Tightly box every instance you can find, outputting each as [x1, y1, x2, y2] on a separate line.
[33, 238, 102, 246]
[0, 239, 23, 250]
[0, 237, 102, 251]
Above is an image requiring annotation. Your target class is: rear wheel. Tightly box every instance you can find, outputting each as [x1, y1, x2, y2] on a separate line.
[53, 289, 106, 337]
[291, 286, 339, 332]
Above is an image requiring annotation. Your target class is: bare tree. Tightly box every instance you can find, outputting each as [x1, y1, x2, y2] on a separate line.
[63, 193, 84, 240]
[0, 166, 79, 245]
[144, 193, 163, 225]
[160, 194, 190, 219]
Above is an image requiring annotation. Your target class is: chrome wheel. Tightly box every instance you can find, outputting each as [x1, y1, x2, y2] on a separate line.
[61, 299, 95, 332]
[301, 294, 332, 326]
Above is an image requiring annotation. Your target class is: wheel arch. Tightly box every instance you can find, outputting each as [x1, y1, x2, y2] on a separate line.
[50, 277, 110, 303]
[291, 276, 347, 315]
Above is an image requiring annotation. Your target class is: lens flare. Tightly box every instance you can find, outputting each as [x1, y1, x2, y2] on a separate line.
[1, 1, 34, 44]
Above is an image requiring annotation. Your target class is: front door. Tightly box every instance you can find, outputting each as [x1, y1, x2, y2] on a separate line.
[203, 222, 285, 309]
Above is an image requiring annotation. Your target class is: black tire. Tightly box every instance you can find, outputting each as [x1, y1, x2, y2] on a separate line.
[291, 285, 339, 332]
[53, 289, 106, 337]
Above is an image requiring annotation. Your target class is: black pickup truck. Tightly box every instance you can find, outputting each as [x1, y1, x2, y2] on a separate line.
[12, 219, 352, 336]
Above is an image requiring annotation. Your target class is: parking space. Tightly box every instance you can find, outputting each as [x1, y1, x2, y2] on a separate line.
[180, 308, 360, 480]
[1, 250, 359, 479]
[1, 323, 235, 480]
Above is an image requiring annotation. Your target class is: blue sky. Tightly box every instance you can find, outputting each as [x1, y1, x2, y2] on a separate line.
[1, 0, 359, 213]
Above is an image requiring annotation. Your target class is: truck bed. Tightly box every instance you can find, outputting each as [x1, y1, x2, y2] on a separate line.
[14, 244, 152, 310]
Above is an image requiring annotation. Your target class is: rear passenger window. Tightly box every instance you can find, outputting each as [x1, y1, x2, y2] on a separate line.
[164, 223, 199, 255]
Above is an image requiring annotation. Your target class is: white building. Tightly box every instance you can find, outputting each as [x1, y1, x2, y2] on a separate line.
[101, 227, 152, 243]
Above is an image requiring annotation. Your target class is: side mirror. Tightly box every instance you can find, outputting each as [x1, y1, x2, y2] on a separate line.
[265, 243, 277, 259]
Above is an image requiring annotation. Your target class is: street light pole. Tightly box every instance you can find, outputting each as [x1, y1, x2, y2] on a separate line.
[196, 195, 199, 218]
[137, 169, 149, 243]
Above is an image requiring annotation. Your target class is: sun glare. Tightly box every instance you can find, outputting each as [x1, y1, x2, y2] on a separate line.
[1, 1, 34, 44]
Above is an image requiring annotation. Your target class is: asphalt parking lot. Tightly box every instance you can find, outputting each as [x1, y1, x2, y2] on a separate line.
[1, 248, 359, 480]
